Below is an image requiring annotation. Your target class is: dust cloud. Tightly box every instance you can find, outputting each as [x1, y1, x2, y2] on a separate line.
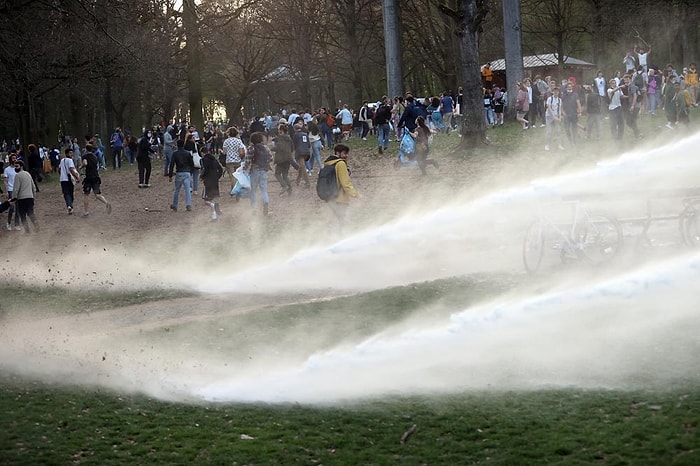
[2, 132, 700, 404]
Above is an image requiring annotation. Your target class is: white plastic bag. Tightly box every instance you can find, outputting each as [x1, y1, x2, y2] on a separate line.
[233, 166, 251, 188]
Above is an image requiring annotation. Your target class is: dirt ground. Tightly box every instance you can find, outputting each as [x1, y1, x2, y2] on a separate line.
[2, 138, 516, 249]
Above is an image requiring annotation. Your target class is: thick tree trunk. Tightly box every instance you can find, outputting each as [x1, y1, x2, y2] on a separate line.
[183, 0, 203, 130]
[455, 0, 489, 148]
[502, 0, 523, 120]
[382, 0, 403, 100]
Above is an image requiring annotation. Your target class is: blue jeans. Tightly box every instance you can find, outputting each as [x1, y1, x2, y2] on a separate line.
[163, 148, 173, 175]
[320, 123, 333, 148]
[173, 172, 192, 208]
[191, 168, 200, 192]
[378, 123, 390, 149]
[250, 169, 269, 208]
[307, 140, 323, 171]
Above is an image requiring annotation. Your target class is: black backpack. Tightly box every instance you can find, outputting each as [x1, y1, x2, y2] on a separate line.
[317, 163, 339, 201]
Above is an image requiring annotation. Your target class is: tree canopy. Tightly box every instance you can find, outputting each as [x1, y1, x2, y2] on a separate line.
[0, 0, 697, 146]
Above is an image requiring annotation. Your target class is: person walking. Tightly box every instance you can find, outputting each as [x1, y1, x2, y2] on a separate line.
[80, 145, 112, 217]
[136, 130, 156, 188]
[168, 139, 194, 212]
[2, 153, 21, 230]
[8, 160, 39, 233]
[59, 148, 81, 215]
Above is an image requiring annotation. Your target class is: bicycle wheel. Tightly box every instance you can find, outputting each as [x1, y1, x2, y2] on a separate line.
[683, 209, 700, 247]
[523, 219, 545, 274]
[575, 214, 623, 265]
[680, 201, 700, 247]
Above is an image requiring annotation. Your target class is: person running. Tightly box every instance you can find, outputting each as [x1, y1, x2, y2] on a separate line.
[321, 144, 360, 233]
[199, 146, 223, 220]
[59, 148, 81, 214]
[80, 145, 112, 217]
[246, 131, 273, 216]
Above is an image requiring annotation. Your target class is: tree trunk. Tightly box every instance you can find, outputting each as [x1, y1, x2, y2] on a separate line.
[502, 0, 523, 120]
[183, 0, 203, 130]
[454, 0, 490, 148]
[382, 0, 403, 100]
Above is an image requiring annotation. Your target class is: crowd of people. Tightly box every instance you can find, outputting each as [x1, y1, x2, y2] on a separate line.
[483, 45, 698, 151]
[6, 45, 697, 232]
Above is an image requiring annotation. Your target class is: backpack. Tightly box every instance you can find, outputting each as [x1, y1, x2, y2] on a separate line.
[316, 163, 339, 201]
[633, 73, 644, 89]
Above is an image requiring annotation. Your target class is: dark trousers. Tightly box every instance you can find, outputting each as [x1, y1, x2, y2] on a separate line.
[137, 157, 152, 185]
[61, 180, 75, 209]
[274, 162, 292, 190]
[112, 147, 122, 169]
[4, 190, 18, 226]
[16, 198, 38, 232]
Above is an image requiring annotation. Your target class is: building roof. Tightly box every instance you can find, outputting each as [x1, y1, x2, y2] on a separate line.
[485, 53, 596, 71]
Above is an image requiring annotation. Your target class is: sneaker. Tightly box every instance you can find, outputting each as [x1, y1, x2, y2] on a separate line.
[540, 124, 546, 128]
[13, 225, 22, 231]
[106, 203, 112, 214]
[378, 147, 383, 155]
[362, 137, 367, 141]
[138, 184, 145, 188]
[170, 204, 177, 212]
[186, 205, 192, 211]
[665, 123, 674, 129]
[193, 191, 198, 195]
[67, 206, 73, 215]
[5, 223, 11, 231]
[544, 145, 550, 151]
[145, 184, 151, 188]
[558, 145, 566, 151]
[82, 212, 90, 217]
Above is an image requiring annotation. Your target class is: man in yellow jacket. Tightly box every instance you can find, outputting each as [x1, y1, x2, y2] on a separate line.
[323, 144, 359, 232]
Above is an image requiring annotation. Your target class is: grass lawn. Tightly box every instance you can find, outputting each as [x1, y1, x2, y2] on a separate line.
[2, 274, 699, 465]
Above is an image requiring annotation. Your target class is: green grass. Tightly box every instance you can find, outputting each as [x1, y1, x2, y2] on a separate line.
[0, 284, 192, 315]
[1, 274, 699, 464]
[1, 380, 698, 465]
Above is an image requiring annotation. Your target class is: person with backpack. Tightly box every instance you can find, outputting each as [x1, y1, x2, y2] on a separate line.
[110, 128, 124, 169]
[319, 144, 359, 233]
[544, 86, 565, 151]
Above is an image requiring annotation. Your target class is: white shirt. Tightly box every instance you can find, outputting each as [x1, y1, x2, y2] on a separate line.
[59, 157, 76, 182]
[608, 88, 622, 109]
[2, 165, 16, 192]
[594, 76, 606, 97]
